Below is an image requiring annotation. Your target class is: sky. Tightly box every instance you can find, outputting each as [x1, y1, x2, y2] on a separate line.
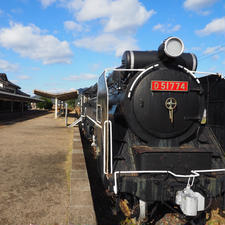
[0, 0, 225, 95]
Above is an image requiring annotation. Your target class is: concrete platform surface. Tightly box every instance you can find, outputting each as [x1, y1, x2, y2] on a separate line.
[0, 113, 73, 225]
[69, 126, 97, 225]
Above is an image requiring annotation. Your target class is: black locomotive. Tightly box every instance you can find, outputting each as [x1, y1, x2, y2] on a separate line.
[79, 37, 225, 224]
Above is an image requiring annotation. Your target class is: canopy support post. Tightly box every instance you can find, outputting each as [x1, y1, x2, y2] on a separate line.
[65, 103, 68, 126]
[55, 97, 58, 119]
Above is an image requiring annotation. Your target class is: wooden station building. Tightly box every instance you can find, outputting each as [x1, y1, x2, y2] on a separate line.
[0, 73, 41, 114]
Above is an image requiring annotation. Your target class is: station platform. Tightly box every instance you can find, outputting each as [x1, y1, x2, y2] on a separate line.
[69, 126, 96, 225]
[0, 112, 96, 225]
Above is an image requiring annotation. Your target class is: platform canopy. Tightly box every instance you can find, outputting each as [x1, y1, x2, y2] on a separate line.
[34, 89, 79, 119]
[34, 89, 79, 101]
[0, 90, 42, 103]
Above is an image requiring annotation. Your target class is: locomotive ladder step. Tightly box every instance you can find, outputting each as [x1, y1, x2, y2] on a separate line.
[68, 116, 82, 127]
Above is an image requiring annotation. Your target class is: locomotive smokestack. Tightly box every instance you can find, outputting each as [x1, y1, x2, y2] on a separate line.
[158, 37, 184, 59]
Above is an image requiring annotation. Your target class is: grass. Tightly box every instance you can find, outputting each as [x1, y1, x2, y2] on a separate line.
[206, 209, 225, 225]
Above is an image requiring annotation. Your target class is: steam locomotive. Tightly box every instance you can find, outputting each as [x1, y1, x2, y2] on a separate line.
[79, 37, 225, 224]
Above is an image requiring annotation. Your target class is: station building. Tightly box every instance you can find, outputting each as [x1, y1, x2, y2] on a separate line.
[0, 73, 40, 114]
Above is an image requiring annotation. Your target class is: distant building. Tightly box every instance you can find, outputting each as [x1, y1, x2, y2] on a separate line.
[0, 73, 39, 113]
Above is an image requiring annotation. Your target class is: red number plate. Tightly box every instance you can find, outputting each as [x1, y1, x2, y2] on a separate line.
[151, 80, 188, 92]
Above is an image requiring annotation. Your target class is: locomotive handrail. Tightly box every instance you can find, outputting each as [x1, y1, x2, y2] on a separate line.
[113, 169, 225, 194]
[109, 120, 113, 174]
[191, 71, 222, 76]
[178, 65, 224, 81]
[178, 65, 200, 84]
[127, 64, 159, 98]
[103, 121, 107, 174]
[103, 120, 113, 174]
[191, 71, 224, 78]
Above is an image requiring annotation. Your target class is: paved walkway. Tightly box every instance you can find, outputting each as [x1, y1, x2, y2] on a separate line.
[0, 113, 73, 225]
[69, 126, 96, 225]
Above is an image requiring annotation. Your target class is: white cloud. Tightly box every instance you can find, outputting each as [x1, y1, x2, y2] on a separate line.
[90, 63, 100, 71]
[196, 17, 225, 36]
[212, 55, 219, 60]
[191, 47, 201, 51]
[39, 0, 154, 33]
[64, 20, 82, 31]
[65, 0, 84, 10]
[0, 59, 19, 72]
[64, 73, 97, 81]
[31, 67, 40, 71]
[11, 8, 23, 14]
[153, 24, 181, 33]
[199, 10, 211, 16]
[203, 46, 225, 61]
[203, 46, 221, 54]
[209, 66, 217, 72]
[184, 0, 218, 11]
[74, 33, 138, 56]
[67, 0, 155, 33]
[42, 0, 153, 56]
[17, 75, 31, 80]
[0, 9, 4, 16]
[0, 22, 73, 64]
[39, 0, 57, 8]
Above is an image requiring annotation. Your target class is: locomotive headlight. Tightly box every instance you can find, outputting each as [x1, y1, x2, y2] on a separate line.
[164, 37, 184, 57]
[159, 37, 184, 58]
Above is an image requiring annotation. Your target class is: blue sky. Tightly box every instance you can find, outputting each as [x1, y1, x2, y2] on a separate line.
[0, 0, 225, 95]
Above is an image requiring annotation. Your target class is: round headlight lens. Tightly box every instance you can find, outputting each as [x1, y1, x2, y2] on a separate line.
[164, 37, 184, 57]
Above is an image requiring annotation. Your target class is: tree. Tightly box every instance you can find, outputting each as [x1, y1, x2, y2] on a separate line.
[66, 98, 78, 109]
[36, 97, 53, 110]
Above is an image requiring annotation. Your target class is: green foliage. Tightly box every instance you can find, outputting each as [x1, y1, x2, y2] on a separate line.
[120, 218, 137, 225]
[36, 97, 53, 110]
[66, 98, 78, 109]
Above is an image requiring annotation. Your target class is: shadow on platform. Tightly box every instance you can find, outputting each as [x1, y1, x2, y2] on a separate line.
[0, 110, 50, 126]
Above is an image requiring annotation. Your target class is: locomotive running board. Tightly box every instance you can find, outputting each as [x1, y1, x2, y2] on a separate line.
[113, 169, 225, 194]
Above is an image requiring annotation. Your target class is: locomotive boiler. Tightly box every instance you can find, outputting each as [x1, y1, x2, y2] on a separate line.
[79, 37, 225, 224]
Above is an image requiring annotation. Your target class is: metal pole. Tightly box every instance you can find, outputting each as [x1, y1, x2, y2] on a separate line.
[59, 100, 62, 115]
[65, 103, 68, 126]
[55, 97, 58, 119]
